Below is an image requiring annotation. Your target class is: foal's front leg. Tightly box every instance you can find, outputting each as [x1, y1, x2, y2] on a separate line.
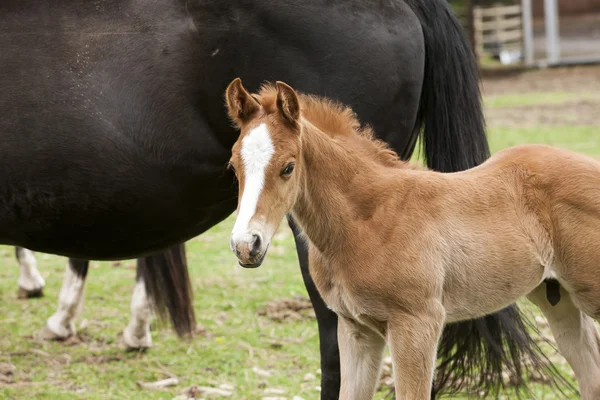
[288, 216, 341, 399]
[387, 301, 445, 399]
[338, 316, 386, 400]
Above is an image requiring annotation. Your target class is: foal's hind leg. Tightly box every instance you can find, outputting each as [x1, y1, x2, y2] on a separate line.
[122, 263, 153, 350]
[15, 247, 45, 298]
[528, 282, 600, 399]
[39, 258, 89, 340]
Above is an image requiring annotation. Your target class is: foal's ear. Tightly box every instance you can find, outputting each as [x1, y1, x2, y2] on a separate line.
[225, 78, 260, 125]
[275, 81, 300, 127]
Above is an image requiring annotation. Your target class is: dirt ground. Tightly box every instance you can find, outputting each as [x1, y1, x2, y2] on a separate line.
[256, 296, 316, 322]
[481, 64, 600, 95]
[481, 65, 600, 128]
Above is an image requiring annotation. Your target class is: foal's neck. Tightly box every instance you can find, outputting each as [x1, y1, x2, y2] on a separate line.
[291, 122, 399, 256]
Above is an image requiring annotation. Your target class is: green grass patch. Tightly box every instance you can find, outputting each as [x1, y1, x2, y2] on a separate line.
[0, 221, 324, 399]
[412, 126, 599, 165]
[489, 126, 600, 157]
[484, 91, 600, 108]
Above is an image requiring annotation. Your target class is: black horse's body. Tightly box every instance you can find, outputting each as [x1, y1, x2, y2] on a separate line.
[1, 0, 238, 257]
[0, 0, 549, 398]
[1, 0, 424, 257]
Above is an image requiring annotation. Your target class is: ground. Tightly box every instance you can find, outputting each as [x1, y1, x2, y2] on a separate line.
[1, 65, 600, 399]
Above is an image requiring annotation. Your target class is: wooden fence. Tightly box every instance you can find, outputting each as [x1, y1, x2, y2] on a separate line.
[472, 4, 524, 61]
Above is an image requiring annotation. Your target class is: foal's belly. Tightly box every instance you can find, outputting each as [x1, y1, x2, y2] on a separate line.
[442, 250, 548, 323]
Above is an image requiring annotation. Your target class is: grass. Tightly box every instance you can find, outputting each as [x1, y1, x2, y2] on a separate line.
[484, 92, 600, 109]
[1, 223, 320, 400]
[1, 82, 599, 399]
[488, 126, 600, 157]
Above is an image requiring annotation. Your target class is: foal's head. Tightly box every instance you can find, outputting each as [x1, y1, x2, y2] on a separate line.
[225, 78, 303, 268]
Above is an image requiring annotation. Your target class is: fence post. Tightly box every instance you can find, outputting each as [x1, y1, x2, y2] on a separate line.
[544, 0, 560, 65]
[521, 0, 534, 66]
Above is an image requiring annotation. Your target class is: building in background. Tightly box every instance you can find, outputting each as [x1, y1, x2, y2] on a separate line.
[454, 0, 600, 66]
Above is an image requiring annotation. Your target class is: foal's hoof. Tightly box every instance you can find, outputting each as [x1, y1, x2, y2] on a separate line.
[17, 287, 44, 299]
[121, 329, 152, 352]
[36, 324, 73, 341]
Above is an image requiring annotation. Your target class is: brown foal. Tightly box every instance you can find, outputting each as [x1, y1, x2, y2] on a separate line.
[225, 78, 600, 399]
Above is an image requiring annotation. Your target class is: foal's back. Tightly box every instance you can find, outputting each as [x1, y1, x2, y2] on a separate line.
[382, 144, 600, 322]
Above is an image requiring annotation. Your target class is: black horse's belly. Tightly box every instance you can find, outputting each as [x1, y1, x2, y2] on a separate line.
[0, 140, 236, 259]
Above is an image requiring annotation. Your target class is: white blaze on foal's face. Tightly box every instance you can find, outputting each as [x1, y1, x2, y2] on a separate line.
[236, 123, 274, 235]
[230, 123, 275, 255]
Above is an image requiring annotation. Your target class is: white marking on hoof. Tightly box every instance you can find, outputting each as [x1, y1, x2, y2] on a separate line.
[43, 260, 86, 340]
[122, 325, 152, 350]
[37, 321, 75, 341]
[122, 280, 153, 350]
[17, 249, 45, 297]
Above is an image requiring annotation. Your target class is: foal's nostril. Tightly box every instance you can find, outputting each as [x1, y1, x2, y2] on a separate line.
[249, 233, 262, 257]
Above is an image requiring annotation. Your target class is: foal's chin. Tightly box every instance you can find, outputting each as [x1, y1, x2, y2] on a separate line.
[238, 259, 263, 269]
[237, 247, 269, 269]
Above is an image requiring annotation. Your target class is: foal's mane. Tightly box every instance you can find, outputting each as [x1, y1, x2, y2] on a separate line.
[256, 84, 410, 169]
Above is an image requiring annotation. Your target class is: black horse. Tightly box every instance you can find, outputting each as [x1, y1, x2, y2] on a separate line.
[0, 0, 551, 397]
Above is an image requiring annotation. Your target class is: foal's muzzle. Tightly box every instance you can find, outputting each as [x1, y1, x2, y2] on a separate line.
[231, 232, 267, 268]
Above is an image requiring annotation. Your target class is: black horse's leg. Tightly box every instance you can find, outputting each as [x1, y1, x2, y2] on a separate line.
[287, 215, 340, 400]
[135, 243, 196, 338]
[122, 258, 154, 350]
[38, 258, 89, 340]
[15, 247, 45, 298]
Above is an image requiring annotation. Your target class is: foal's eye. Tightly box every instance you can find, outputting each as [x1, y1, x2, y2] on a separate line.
[281, 162, 295, 177]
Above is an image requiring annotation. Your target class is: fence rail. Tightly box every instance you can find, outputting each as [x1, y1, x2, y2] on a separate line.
[473, 3, 524, 59]
[474, 4, 522, 18]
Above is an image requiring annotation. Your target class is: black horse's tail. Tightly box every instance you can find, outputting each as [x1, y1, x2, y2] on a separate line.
[406, 0, 489, 170]
[404, 0, 567, 397]
[137, 243, 196, 337]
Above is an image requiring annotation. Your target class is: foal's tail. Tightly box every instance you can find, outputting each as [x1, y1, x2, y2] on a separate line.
[137, 243, 196, 337]
[404, 0, 568, 396]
